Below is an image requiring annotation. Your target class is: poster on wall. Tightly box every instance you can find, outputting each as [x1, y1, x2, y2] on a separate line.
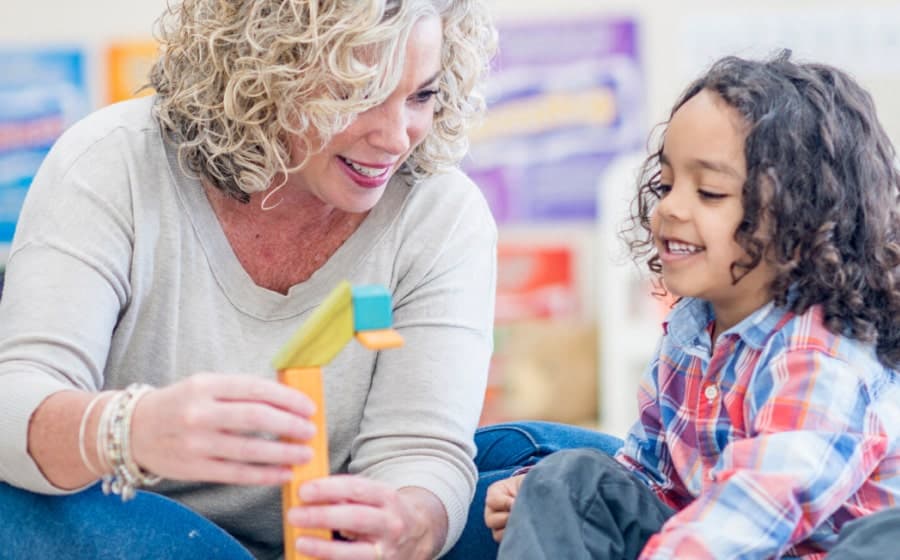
[107, 41, 158, 104]
[0, 48, 90, 272]
[465, 17, 644, 223]
[481, 242, 598, 427]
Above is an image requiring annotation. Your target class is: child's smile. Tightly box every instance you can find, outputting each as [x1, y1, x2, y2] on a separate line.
[660, 238, 705, 261]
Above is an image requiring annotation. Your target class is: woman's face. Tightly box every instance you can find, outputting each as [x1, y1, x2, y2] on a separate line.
[287, 15, 443, 213]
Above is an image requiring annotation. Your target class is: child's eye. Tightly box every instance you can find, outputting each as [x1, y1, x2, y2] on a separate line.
[650, 183, 672, 198]
[698, 189, 727, 200]
[412, 89, 438, 105]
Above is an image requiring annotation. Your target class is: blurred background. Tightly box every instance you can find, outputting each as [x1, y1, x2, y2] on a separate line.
[2, 0, 899, 437]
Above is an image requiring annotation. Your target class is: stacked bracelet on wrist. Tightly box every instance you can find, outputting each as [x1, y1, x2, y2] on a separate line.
[83, 383, 161, 501]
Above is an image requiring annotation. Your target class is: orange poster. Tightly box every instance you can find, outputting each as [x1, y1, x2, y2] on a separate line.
[106, 41, 158, 104]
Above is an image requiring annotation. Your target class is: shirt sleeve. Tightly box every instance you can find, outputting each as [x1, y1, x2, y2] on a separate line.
[0, 128, 133, 493]
[639, 347, 890, 560]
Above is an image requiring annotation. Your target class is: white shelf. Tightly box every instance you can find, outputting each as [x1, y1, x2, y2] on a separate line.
[596, 152, 662, 437]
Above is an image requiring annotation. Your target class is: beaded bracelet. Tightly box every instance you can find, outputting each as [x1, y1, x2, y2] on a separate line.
[97, 383, 161, 501]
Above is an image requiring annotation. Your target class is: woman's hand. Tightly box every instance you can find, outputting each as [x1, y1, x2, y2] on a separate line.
[130, 372, 317, 485]
[484, 473, 526, 542]
[287, 476, 446, 560]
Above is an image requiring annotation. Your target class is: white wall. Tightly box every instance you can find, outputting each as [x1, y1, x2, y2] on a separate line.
[490, 0, 900, 147]
[1, 0, 165, 42]
[5, 0, 898, 138]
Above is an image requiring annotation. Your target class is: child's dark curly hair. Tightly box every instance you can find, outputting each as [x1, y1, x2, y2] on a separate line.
[628, 50, 900, 368]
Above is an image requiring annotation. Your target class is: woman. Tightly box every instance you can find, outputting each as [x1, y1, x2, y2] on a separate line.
[0, 1, 498, 558]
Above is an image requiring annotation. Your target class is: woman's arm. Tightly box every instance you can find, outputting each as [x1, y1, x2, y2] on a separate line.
[27, 391, 110, 490]
[1, 118, 320, 494]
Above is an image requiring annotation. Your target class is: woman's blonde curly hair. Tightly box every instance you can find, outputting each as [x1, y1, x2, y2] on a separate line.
[149, 0, 497, 202]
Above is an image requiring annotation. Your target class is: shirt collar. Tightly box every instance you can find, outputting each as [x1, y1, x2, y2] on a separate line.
[663, 297, 792, 351]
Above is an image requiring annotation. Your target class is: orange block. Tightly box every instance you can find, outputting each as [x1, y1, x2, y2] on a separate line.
[278, 367, 331, 560]
[355, 329, 404, 350]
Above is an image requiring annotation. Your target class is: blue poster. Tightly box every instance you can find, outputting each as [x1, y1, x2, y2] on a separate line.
[0, 49, 89, 245]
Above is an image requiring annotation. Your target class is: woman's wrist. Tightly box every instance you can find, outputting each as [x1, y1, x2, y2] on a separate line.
[397, 486, 448, 559]
[78, 391, 116, 477]
[95, 384, 161, 500]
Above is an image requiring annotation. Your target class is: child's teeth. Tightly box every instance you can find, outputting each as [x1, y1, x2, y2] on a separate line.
[668, 241, 702, 254]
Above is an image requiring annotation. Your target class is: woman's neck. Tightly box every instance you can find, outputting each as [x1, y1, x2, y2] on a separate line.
[203, 181, 368, 293]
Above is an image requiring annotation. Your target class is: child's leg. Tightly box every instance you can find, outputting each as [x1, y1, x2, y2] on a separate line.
[825, 507, 900, 559]
[496, 448, 674, 560]
[0, 482, 254, 559]
[471, 420, 624, 471]
[446, 422, 624, 560]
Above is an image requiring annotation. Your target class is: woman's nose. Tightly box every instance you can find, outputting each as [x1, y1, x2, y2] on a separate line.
[368, 102, 411, 156]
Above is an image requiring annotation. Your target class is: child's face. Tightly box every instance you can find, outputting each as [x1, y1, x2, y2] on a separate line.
[651, 89, 775, 329]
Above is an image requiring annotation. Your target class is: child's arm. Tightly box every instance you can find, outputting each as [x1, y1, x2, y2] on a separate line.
[639, 348, 891, 560]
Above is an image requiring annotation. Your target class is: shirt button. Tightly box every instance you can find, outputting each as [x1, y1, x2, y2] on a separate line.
[704, 385, 718, 401]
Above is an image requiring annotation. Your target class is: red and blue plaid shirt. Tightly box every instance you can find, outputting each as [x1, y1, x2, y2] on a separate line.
[618, 297, 900, 560]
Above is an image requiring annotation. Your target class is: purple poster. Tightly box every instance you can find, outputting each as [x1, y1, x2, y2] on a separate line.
[464, 17, 644, 223]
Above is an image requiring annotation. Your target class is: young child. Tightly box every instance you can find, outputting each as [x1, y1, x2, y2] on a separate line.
[486, 50, 900, 559]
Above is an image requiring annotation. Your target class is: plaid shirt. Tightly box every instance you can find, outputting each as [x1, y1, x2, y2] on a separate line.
[618, 297, 900, 560]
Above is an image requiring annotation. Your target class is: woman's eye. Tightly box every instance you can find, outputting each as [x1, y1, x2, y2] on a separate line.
[412, 89, 438, 104]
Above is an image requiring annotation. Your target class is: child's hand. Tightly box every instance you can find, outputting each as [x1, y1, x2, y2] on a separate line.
[484, 473, 526, 542]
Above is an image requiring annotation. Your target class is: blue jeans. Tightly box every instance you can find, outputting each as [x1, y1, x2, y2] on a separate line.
[445, 421, 623, 559]
[0, 421, 620, 559]
[0, 480, 253, 559]
[3, 421, 895, 558]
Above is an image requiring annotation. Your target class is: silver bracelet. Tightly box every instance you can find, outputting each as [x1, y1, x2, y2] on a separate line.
[120, 385, 161, 487]
[77, 391, 110, 477]
[99, 384, 161, 501]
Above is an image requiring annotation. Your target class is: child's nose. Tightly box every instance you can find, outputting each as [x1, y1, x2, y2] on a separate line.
[657, 185, 690, 220]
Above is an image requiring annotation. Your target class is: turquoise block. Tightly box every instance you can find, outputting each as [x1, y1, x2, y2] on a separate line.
[351, 285, 393, 331]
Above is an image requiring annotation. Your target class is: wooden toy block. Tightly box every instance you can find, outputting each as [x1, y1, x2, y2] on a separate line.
[355, 329, 405, 350]
[274, 282, 404, 560]
[273, 281, 354, 369]
[278, 367, 332, 555]
[350, 285, 393, 331]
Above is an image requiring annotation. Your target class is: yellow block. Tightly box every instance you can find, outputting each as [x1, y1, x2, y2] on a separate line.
[273, 281, 354, 369]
